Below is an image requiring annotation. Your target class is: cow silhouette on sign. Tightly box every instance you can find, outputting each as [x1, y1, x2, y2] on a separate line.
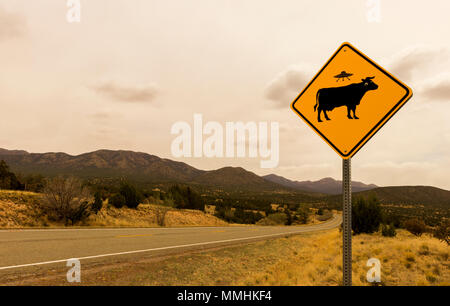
[314, 77, 378, 122]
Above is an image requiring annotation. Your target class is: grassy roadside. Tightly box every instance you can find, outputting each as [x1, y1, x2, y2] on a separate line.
[8, 228, 449, 286]
[0, 190, 227, 228]
[0, 189, 326, 228]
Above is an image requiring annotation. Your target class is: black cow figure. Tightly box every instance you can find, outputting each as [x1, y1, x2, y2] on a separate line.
[314, 76, 378, 122]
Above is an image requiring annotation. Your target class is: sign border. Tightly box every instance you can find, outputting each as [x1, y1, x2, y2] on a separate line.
[291, 42, 413, 159]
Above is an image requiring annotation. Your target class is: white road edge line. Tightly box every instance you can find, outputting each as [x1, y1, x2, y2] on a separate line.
[0, 226, 233, 232]
[0, 216, 341, 271]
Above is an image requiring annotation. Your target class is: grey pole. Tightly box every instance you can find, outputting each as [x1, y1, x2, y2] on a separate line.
[342, 158, 352, 286]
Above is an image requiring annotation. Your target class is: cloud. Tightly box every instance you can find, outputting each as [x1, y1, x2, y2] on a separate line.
[0, 6, 26, 41]
[264, 64, 314, 108]
[419, 73, 450, 102]
[387, 45, 449, 82]
[91, 81, 159, 103]
[264, 46, 449, 108]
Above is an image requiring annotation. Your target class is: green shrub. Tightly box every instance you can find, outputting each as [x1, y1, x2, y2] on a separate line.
[352, 195, 382, 234]
[119, 182, 141, 209]
[215, 206, 264, 224]
[0, 160, 23, 190]
[91, 191, 103, 214]
[317, 210, 333, 222]
[167, 185, 204, 210]
[433, 221, 449, 245]
[296, 207, 309, 224]
[264, 213, 288, 225]
[285, 210, 293, 225]
[381, 223, 396, 237]
[110, 193, 126, 208]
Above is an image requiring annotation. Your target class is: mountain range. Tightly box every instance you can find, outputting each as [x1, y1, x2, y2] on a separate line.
[0, 148, 282, 191]
[0, 148, 447, 202]
[262, 174, 377, 194]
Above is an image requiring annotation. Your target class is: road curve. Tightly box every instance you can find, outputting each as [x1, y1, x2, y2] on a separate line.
[0, 215, 341, 272]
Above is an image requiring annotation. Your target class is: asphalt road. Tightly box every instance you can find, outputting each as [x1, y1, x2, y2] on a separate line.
[0, 215, 341, 272]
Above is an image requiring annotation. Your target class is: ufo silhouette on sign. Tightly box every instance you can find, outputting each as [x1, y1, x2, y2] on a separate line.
[334, 71, 353, 82]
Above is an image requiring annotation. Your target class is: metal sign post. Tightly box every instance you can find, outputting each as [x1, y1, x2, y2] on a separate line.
[342, 158, 352, 286]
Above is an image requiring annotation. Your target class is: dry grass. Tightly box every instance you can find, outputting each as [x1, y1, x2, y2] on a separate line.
[50, 228, 447, 286]
[86, 204, 227, 227]
[0, 190, 49, 227]
[234, 229, 449, 286]
[0, 190, 227, 228]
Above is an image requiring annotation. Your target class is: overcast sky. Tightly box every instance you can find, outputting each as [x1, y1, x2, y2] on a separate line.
[1, 0, 450, 189]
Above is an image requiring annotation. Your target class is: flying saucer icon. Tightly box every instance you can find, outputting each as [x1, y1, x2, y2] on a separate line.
[334, 71, 353, 82]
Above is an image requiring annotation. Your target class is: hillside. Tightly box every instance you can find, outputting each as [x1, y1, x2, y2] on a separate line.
[0, 190, 227, 228]
[326, 186, 450, 207]
[193, 167, 282, 190]
[324, 186, 450, 225]
[263, 174, 377, 194]
[0, 149, 202, 182]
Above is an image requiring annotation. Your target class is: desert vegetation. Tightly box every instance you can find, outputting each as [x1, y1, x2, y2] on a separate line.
[0, 189, 226, 228]
[40, 176, 92, 225]
[0, 160, 322, 227]
[0, 158, 448, 237]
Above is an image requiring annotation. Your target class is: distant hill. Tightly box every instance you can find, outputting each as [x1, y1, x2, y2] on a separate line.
[0, 149, 284, 191]
[0, 149, 201, 182]
[263, 174, 377, 194]
[193, 167, 282, 190]
[324, 185, 450, 225]
[350, 186, 450, 208]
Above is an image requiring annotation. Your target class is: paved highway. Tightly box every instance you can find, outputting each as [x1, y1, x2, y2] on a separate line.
[0, 215, 341, 272]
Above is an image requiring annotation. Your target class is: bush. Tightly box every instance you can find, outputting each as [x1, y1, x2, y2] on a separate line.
[352, 196, 382, 234]
[167, 185, 204, 210]
[403, 218, 427, 237]
[119, 182, 141, 209]
[381, 223, 396, 237]
[110, 193, 126, 208]
[41, 176, 92, 225]
[285, 210, 293, 225]
[215, 206, 264, 224]
[233, 208, 264, 224]
[382, 213, 401, 228]
[18, 173, 45, 192]
[257, 212, 288, 226]
[155, 207, 169, 226]
[0, 160, 23, 190]
[215, 207, 235, 223]
[91, 191, 103, 214]
[317, 209, 333, 222]
[296, 207, 309, 224]
[433, 221, 449, 245]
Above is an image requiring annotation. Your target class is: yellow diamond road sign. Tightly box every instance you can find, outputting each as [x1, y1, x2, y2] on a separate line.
[291, 42, 413, 159]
